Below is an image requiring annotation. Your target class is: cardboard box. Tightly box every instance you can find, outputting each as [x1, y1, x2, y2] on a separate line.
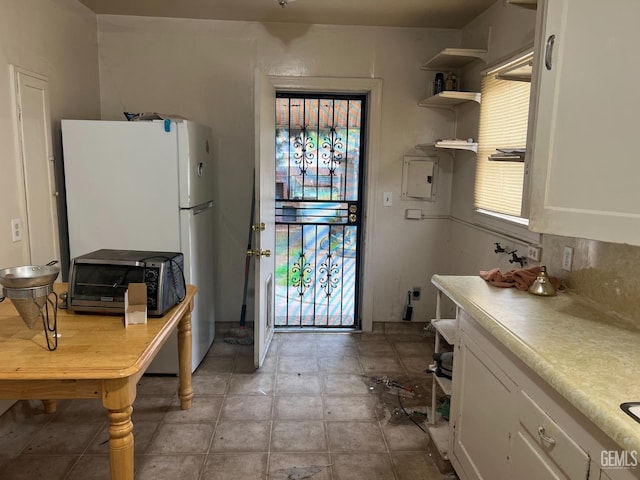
[124, 283, 147, 326]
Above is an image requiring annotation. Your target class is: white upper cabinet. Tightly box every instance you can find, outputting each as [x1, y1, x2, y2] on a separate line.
[526, 0, 640, 246]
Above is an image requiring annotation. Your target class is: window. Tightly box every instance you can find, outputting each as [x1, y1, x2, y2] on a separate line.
[474, 49, 533, 221]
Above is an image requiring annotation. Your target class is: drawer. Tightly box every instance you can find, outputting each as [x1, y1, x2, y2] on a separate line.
[517, 389, 590, 479]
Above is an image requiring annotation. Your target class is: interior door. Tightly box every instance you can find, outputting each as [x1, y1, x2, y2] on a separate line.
[11, 66, 60, 266]
[254, 73, 277, 368]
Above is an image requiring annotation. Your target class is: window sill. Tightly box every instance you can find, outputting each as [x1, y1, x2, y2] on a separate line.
[472, 209, 541, 245]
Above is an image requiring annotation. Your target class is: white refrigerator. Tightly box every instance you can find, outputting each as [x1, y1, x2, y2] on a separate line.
[61, 119, 216, 374]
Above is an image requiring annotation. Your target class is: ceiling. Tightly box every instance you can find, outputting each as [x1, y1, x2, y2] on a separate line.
[78, 0, 497, 29]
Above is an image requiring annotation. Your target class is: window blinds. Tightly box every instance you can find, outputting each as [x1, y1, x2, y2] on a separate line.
[474, 57, 532, 217]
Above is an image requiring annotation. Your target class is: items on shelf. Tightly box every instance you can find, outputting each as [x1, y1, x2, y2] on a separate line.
[428, 72, 459, 98]
[416, 138, 478, 155]
[488, 148, 526, 162]
[444, 73, 457, 91]
[434, 72, 444, 95]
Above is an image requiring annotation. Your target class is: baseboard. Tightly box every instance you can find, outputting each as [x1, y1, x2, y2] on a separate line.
[216, 321, 254, 336]
[372, 321, 430, 334]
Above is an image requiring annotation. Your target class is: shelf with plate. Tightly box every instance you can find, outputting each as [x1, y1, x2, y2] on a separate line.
[488, 148, 526, 162]
[416, 140, 478, 154]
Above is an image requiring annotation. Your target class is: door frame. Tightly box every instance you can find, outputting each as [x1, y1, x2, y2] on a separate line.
[9, 65, 60, 266]
[259, 75, 382, 333]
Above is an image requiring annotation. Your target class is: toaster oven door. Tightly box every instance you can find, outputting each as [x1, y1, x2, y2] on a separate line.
[70, 263, 145, 312]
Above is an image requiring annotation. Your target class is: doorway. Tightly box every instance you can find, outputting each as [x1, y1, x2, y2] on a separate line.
[10, 66, 60, 266]
[273, 93, 366, 329]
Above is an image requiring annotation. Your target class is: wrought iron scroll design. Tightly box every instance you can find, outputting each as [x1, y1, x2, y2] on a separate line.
[318, 250, 340, 298]
[291, 251, 313, 297]
[293, 125, 316, 174]
[321, 126, 344, 174]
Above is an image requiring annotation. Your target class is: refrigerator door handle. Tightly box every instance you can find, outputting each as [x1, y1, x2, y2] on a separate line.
[191, 201, 214, 215]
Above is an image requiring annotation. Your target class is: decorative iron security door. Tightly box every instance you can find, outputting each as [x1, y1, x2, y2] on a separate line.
[274, 93, 366, 328]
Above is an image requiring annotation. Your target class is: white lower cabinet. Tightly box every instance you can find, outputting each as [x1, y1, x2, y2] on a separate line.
[450, 327, 515, 480]
[449, 308, 637, 480]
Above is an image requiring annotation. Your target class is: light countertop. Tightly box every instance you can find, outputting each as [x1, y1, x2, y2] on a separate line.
[431, 274, 640, 453]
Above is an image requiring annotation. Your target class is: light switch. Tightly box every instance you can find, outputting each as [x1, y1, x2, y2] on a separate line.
[383, 192, 392, 207]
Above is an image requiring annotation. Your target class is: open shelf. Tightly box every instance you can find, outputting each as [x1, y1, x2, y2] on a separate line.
[422, 48, 488, 70]
[417, 141, 478, 154]
[505, 0, 538, 9]
[434, 373, 453, 396]
[495, 51, 534, 82]
[431, 318, 457, 344]
[427, 288, 454, 474]
[419, 91, 481, 108]
[489, 153, 525, 162]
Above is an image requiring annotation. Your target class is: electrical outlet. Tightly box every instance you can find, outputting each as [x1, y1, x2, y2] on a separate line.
[412, 287, 421, 300]
[562, 246, 573, 271]
[11, 218, 22, 242]
[527, 245, 541, 262]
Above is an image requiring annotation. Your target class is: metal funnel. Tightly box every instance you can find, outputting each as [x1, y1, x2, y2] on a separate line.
[1, 284, 54, 329]
[11, 296, 47, 329]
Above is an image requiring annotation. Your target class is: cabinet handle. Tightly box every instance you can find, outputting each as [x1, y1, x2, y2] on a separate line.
[537, 426, 556, 446]
[545, 35, 555, 70]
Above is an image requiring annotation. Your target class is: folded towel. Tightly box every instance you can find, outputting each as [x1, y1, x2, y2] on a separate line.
[480, 266, 560, 291]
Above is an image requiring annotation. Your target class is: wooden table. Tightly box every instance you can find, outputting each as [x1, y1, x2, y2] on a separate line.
[0, 283, 196, 480]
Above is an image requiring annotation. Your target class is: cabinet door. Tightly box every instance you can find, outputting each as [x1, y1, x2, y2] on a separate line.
[450, 332, 516, 480]
[527, 0, 640, 246]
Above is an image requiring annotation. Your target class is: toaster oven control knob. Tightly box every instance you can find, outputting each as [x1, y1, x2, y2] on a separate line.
[145, 269, 158, 292]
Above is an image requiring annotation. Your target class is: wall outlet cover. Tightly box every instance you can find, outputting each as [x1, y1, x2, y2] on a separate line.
[562, 246, 573, 271]
[412, 286, 421, 300]
[527, 245, 541, 262]
[405, 209, 422, 219]
[11, 218, 22, 242]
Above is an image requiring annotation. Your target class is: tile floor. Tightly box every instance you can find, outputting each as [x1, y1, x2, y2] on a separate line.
[0, 329, 456, 480]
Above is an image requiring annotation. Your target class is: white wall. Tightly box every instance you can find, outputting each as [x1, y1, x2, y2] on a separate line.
[447, 2, 538, 275]
[0, 0, 100, 416]
[95, 16, 462, 327]
[450, 2, 640, 330]
[0, 0, 101, 272]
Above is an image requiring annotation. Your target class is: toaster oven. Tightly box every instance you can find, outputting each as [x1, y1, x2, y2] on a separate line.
[68, 249, 185, 317]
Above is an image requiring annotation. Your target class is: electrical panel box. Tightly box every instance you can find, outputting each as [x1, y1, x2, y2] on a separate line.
[401, 156, 436, 200]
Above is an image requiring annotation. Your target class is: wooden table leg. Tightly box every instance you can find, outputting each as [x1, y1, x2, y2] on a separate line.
[106, 405, 134, 480]
[177, 306, 194, 410]
[103, 378, 136, 480]
[41, 399, 56, 413]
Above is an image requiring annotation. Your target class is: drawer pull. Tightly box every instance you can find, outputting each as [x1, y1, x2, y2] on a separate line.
[538, 426, 556, 446]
